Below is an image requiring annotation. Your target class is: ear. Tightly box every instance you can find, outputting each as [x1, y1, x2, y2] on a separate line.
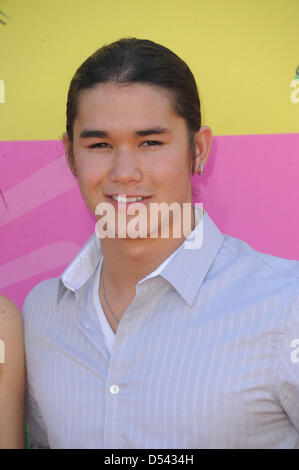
[62, 132, 77, 177]
[192, 126, 213, 175]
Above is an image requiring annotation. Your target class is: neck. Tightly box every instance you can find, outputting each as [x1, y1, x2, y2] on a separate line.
[100, 204, 195, 295]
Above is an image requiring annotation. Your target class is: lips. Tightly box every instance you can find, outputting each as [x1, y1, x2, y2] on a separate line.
[105, 194, 152, 208]
[110, 195, 146, 203]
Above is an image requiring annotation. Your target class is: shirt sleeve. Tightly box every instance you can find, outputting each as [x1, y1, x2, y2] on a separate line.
[25, 385, 49, 449]
[23, 285, 50, 449]
[277, 290, 299, 432]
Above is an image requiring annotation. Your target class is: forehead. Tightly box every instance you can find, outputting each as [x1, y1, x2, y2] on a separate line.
[74, 82, 182, 132]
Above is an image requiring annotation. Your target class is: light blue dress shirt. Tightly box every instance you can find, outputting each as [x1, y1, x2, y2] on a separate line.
[22, 208, 299, 448]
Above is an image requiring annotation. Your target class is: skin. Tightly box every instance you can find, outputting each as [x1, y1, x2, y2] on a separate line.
[0, 295, 25, 449]
[63, 82, 213, 332]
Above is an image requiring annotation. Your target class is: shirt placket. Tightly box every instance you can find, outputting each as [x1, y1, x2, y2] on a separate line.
[103, 283, 149, 448]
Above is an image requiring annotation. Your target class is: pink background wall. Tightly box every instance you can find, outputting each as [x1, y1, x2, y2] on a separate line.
[0, 134, 298, 309]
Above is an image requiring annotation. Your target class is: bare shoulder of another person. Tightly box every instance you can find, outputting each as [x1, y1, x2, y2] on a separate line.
[0, 295, 25, 449]
[0, 295, 24, 361]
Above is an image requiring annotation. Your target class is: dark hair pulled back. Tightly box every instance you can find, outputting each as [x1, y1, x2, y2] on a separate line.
[66, 37, 202, 173]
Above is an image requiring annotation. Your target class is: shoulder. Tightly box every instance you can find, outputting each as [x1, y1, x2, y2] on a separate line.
[221, 234, 299, 281]
[0, 294, 21, 315]
[22, 277, 62, 334]
[22, 278, 61, 328]
[216, 235, 299, 321]
[0, 296, 24, 382]
[0, 295, 23, 338]
[22, 278, 60, 314]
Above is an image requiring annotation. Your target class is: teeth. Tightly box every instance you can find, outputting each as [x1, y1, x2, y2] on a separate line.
[111, 196, 144, 202]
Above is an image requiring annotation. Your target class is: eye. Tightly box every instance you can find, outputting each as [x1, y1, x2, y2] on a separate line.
[88, 142, 110, 149]
[142, 140, 163, 146]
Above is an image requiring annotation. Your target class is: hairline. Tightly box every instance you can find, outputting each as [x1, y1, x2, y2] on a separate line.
[69, 79, 196, 149]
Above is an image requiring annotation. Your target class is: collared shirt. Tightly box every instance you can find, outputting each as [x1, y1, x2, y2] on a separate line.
[93, 206, 202, 354]
[23, 208, 299, 449]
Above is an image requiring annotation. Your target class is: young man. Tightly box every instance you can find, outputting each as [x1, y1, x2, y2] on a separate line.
[23, 38, 299, 449]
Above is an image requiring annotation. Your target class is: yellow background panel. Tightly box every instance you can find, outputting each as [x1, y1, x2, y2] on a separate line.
[0, 0, 298, 141]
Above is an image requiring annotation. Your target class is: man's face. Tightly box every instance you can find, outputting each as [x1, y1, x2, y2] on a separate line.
[67, 82, 195, 237]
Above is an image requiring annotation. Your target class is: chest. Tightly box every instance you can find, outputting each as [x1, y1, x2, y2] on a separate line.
[30, 310, 282, 448]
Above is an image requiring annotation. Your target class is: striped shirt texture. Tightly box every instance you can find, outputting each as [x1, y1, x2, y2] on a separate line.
[92, 220, 189, 355]
[22, 208, 299, 449]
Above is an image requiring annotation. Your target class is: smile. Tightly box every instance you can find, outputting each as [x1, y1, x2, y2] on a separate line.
[108, 195, 149, 203]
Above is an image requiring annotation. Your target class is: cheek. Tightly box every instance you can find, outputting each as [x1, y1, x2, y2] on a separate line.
[77, 169, 94, 187]
[149, 154, 190, 187]
[75, 166, 104, 211]
[76, 160, 105, 189]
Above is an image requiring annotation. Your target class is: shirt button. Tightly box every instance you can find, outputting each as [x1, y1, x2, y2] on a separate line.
[110, 384, 120, 395]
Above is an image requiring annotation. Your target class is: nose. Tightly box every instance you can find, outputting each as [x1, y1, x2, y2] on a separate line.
[108, 147, 142, 185]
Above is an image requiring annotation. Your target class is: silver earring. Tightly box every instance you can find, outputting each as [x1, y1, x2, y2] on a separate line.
[199, 163, 204, 175]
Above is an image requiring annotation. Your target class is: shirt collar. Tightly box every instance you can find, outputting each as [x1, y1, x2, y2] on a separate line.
[143, 207, 224, 306]
[57, 233, 103, 303]
[57, 207, 224, 306]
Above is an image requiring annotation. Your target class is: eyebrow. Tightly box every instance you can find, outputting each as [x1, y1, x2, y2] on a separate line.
[79, 126, 172, 139]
